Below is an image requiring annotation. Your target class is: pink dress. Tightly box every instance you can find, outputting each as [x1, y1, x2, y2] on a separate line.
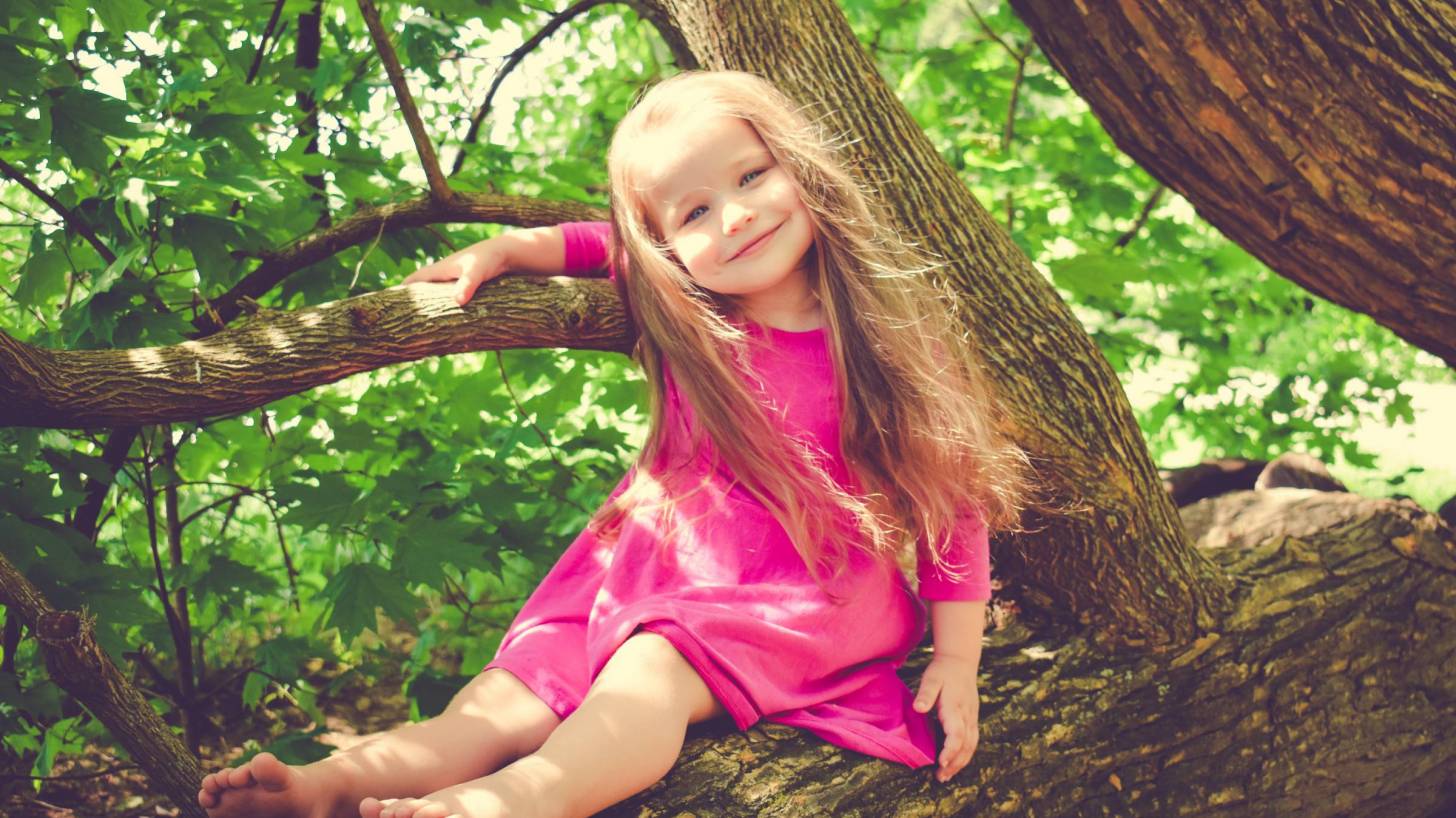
[481, 221, 990, 768]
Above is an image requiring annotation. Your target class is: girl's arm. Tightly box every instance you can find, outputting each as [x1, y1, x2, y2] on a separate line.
[556, 221, 618, 280]
[916, 511, 992, 602]
[500, 221, 616, 278]
[556, 221, 634, 332]
[918, 512, 992, 661]
[401, 221, 617, 306]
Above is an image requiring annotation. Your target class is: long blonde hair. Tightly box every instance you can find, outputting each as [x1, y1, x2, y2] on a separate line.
[587, 69, 1038, 601]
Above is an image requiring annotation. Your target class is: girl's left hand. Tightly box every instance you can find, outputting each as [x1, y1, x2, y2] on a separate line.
[912, 653, 981, 783]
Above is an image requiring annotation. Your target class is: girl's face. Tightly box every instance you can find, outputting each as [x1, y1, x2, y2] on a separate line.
[640, 115, 817, 319]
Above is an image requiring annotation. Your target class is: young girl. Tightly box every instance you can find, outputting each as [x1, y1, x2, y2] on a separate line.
[198, 69, 1032, 818]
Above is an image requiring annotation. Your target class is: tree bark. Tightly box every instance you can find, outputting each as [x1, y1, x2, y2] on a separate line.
[598, 491, 1456, 817]
[1007, 0, 1456, 369]
[0, 551, 207, 818]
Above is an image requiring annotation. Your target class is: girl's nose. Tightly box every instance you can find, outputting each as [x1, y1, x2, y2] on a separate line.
[722, 201, 755, 234]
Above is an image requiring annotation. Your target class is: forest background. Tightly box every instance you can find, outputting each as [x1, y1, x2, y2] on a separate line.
[1, 0, 1452, 812]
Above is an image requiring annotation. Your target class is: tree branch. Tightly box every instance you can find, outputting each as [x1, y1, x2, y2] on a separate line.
[0, 551, 206, 818]
[356, 0, 451, 202]
[1, 276, 632, 429]
[247, 0, 289, 83]
[191, 192, 605, 334]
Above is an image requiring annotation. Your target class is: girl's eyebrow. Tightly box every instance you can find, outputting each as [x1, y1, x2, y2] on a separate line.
[666, 152, 772, 214]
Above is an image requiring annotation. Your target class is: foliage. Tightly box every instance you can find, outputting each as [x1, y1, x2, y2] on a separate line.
[0, 0, 1447, 791]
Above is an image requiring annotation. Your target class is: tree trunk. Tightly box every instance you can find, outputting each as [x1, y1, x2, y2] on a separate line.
[628, 0, 1230, 649]
[1007, 0, 1456, 369]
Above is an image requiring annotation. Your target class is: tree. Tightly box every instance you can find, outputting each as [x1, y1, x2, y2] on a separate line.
[2, 1, 1451, 816]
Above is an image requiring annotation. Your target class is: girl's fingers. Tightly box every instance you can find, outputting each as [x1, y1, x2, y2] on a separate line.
[913, 680, 940, 712]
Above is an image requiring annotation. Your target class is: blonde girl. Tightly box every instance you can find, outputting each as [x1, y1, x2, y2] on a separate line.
[199, 69, 1034, 818]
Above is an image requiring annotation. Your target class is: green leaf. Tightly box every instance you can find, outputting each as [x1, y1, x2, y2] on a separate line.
[48, 86, 145, 173]
[255, 635, 315, 681]
[1049, 251, 1146, 300]
[171, 212, 246, 286]
[260, 725, 333, 765]
[241, 671, 268, 710]
[275, 472, 365, 529]
[188, 554, 277, 601]
[316, 563, 420, 642]
[405, 669, 470, 719]
[394, 515, 483, 585]
[91, 0, 152, 37]
[13, 243, 70, 308]
[88, 243, 146, 298]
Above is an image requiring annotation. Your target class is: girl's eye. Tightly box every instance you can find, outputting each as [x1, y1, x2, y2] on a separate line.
[681, 168, 768, 226]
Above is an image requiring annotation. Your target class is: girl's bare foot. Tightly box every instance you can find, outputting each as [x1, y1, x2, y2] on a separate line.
[198, 751, 350, 818]
[357, 756, 561, 818]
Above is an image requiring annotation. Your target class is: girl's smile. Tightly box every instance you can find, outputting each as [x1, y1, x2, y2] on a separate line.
[729, 222, 782, 261]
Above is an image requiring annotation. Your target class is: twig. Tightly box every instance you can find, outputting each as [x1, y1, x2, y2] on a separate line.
[451, 0, 612, 177]
[356, 0, 451, 201]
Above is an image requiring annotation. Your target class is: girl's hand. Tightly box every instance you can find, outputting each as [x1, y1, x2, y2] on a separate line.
[401, 241, 510, 306]
[912, 653, 981, 783]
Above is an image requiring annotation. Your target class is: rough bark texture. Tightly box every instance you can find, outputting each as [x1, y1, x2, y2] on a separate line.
[1008, 0, 1456, 369]
[0, 552, 207, 818]
[0, 276, 630, 428]
[598, 490, 1456, 817]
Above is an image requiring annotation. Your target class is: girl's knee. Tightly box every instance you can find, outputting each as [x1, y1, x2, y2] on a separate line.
[443, 668, 563, 753]
[611, 631, 727, 725]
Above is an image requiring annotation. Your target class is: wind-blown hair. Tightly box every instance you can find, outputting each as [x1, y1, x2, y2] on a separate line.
[586, 69, 1039, 601]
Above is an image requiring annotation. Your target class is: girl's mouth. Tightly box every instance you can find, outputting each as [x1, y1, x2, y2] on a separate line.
[731, 223, 781, 260]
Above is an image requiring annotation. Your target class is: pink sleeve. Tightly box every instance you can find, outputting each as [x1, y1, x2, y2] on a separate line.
[560, 221, 617, 281]
[916, 507, 992, 601]
[559, 220, 635, 334]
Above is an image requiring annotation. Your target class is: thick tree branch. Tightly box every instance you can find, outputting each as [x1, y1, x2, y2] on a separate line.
[192, 193, 606, 334]
[1008, 0, 1456, 368]
[1, 276, 632, 429]
[0, 551, 206, 818]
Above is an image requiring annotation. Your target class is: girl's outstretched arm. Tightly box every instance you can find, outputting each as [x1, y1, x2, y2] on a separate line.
[558, 221, 616, 279]
[401, 222, 614, 306]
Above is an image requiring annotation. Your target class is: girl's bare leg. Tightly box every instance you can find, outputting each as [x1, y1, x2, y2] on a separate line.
[197, 667, 563, 818]
[360, 630, 729, 818]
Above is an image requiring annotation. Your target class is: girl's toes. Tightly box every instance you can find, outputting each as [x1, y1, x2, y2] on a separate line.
[381, 798, 426, 818]
[197, 787, 217, 809]
[247, 752, 292, 789]
[224, 764, 256, 788]
[359, 796, 393, 818]
[210, 768, 236, 790]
